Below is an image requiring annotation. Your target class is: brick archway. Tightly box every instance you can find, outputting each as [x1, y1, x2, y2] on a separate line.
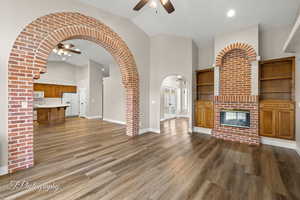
[7, 12, 139, 173]
[216, 42, 257, 67]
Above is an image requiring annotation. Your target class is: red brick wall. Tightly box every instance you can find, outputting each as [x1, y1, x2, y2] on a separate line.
[7, 12, 139, 173]
[213, 43, 259, 145]
[213, 102, 259, 145]
[220, 49, 251, 96]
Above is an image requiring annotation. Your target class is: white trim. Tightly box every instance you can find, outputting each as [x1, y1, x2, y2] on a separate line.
[176, 115, 189, 118]
[296, 146, 300, 157]
[193, 127, 212, 135]
[139, 128, 161, 135]
[261, 137, 297, 150]
[188, 128, 193, 133]
[103, 118, 126, 125]
[139, 128, 150, 135]
[160, 115, 189, 122]
[147, 128, 160, 134]
[160, 117, 176, 122]
[86, 115, 102, 120]
[283, 14, 300, 52]
[0, 166, 8, 176]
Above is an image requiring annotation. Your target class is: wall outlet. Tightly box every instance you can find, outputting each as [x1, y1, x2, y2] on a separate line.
[298, 102, 300, 108]
[21, 102, 28, 108]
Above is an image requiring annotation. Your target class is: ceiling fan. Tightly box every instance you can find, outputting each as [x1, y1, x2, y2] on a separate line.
[133, 0, 175, 14]
[53, 43, 81, 56]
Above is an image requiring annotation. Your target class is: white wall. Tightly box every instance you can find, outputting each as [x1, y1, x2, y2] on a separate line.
[215, 25, 260, 60]
[87, 60, 103, 118]
[76, 65, 89, 90]
[198, 45, 214, 69]
[103, 63, 126, 124]
[0, 0, 150, 175]
[36, 61, 77, 86]
[149, 35, 198, 132]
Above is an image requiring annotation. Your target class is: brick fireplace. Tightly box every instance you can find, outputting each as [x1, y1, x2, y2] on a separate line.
[212, 43, 260, 145]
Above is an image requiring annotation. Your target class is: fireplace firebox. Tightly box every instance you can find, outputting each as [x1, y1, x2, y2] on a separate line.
[220, 110, 250, 128]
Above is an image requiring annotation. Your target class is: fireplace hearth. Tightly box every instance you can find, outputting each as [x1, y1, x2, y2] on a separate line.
[220, 110, 250, 128]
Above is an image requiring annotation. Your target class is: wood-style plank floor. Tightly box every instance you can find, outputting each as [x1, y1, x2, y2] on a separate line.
[0, 117, 300, 200]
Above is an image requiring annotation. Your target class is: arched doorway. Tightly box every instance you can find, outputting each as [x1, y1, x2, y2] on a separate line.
[160, 75, 190, 132]
[7, 12, 139, 173]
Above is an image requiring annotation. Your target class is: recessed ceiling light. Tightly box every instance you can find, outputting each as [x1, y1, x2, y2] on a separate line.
[227, 9, 236, 18]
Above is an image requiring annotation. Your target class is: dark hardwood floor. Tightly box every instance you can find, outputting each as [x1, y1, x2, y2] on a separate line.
[0, 118, 300, 200]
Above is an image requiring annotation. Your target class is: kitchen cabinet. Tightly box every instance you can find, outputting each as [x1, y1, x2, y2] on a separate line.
[34, 83, 77, 98]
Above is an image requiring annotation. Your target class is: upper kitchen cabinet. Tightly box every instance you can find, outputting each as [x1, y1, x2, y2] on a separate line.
[34, 83, 77, 98]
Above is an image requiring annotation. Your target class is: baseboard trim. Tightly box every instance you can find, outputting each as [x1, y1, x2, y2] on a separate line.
[261, 137, 297, 150]
[296, 146, 300, 157]
[0, 166, 8, 176]
[86, 115, 102, 120]
[193, 127, 212, 135]
[103, 118, 126, 125]
[160, 115, 189, 122]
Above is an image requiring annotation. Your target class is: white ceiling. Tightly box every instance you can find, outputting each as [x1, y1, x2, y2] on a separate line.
[79, 0, 300, 47]
[48, 39, 114, 68]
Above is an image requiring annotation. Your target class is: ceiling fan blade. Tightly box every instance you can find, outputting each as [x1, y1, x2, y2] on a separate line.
[133, 0, 149, 11]
[64, 49, 81, 55]
[160, 0, 175, 14]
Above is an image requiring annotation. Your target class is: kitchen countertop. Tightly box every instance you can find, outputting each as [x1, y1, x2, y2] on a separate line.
[34, 104, 70, 109]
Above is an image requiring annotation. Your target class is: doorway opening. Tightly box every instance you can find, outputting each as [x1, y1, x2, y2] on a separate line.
[160, 75, 189, 122]
[7, 12, 139, 173]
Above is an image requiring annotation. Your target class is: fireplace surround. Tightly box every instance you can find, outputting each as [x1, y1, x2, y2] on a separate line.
[212, 43, 260, 145]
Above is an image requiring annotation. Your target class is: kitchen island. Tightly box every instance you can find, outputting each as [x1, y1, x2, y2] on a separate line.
[34, 104, 69, 125]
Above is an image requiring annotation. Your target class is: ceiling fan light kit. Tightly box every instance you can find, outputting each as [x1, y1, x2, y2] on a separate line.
[52, 43, 82, 60]
[133, 0, 175, 14]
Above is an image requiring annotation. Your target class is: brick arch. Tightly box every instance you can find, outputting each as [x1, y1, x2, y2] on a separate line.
[215, 43, 257, 67]
[7, 12, 139, 173]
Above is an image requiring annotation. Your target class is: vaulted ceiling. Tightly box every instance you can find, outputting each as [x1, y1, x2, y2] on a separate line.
[79, 0, 300, 47]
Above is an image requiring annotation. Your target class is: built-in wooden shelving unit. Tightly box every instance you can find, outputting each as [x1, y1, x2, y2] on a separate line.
[259, 57, 295, 140]
[259, 57, 295, 101]
[196, 69, 214, 101]
[195, 68, 214, 128]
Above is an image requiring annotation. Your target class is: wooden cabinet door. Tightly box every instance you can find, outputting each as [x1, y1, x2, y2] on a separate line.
[44, 85, 55, 98]
[195, 103, 204, 127]
[277, 110, 294, 140]
[260, 109, 276, 138]
[204, 105, 214, 129]
[195, 101, 213, 128]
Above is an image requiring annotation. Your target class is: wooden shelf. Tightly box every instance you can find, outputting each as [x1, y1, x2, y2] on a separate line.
[197, 83, 214, 86]
[260, 91, 291, 94]
[259, 56, 295, 101]
[260, 76, 292, 81]
[198, 92, 214, 95]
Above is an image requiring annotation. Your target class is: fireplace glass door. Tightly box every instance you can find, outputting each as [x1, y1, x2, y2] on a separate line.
[220, 110, 250, 128]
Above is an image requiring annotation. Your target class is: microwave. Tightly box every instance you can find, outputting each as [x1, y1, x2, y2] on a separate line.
[34, 91, 44, 99]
